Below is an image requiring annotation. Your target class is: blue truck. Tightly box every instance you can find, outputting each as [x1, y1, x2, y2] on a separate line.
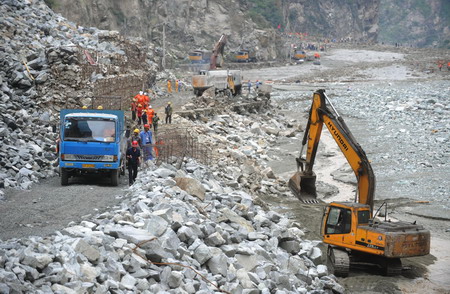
[58, 109, 127, 186]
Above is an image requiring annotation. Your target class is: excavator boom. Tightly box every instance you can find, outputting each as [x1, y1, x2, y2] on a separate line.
[289, 90, 375, 209]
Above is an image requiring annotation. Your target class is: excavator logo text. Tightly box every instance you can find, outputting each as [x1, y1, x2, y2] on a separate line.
[327, 121, 349, 151]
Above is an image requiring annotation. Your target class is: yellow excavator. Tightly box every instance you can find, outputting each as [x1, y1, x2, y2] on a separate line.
[289, 90, 430, 276]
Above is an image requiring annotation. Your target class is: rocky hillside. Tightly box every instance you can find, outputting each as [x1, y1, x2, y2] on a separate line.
[378, 0, 450, 48]
[50, 0, 379, 63]
[0, 0, 159, 194]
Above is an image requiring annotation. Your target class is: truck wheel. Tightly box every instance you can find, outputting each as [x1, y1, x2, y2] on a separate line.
[111, 169, 119, 186]
[61, 168, 69, 186]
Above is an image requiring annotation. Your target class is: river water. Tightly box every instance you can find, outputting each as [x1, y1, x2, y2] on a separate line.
[270, 80, 450, 217]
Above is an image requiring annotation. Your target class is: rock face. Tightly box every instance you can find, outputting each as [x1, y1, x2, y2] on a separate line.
[378, 0, 450, 48]
[283, 0, 380, 42]
[52, 0, 381, 62]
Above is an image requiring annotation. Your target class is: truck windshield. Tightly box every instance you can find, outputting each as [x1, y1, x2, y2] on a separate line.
[63, 118, 116, 142]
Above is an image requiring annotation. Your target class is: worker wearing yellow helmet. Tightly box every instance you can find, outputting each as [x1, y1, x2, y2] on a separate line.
[97, 105, 103, 110]
[82, 106, 88, 109]
[128, 128, 142, 148]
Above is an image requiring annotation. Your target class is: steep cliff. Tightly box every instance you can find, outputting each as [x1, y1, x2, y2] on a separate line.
[50, 0, 379, 63]
[378, 0, 450, 48]
[282, 0, 380, 42]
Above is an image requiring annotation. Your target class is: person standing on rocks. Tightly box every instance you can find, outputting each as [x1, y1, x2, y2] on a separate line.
[131, 97, 138, 122]
[126, 140, 141, 186]
[128, 129, 142, 148]
[140, 124, 153, 162]
[165, 102, 173, 124]
[147, 105, 155, 125]
[247, 80, 252, 95]
[136, 104, 144, 125]
[141, 108, 148, 125]
[167, 79, 172, 93]
[153, 113, 160, 133]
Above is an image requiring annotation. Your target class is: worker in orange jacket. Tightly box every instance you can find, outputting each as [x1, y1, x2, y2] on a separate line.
[143, 92, 150, 108]
[134, 91, 143, 104]
[136, 104, 144, 125]
[167, 80, 172, 93]
[146, 105, 155, 125]
[175, 80, 179, 92]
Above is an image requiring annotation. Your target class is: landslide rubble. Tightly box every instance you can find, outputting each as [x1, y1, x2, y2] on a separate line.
[0, 159, 343, 293]
[0, 0, 158, 197]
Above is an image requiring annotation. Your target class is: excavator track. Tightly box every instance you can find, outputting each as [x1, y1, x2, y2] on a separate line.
[383, 258, 402, 276]
[327, 246, 350, 277]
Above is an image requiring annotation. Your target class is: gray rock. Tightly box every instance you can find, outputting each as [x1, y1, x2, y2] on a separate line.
[193, 243, 213, 265]
[206, 251, 228, 276]
[175, 177, 206, 200]
[72, 238, 100, 262]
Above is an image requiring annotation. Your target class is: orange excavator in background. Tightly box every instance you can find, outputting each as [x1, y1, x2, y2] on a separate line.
[210, 34, 227, 70]
[289, 90, 430, 276]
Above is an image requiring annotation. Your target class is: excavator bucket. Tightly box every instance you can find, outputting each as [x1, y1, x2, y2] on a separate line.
[288, 171, 319, 203]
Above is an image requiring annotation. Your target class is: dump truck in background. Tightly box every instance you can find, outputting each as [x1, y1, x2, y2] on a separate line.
[58, 109, 127, 186]
[192, 69, 242, 97]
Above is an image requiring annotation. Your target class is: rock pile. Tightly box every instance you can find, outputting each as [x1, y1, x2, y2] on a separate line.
[0, 159, 343, 293]
[0, 0, 158, 197]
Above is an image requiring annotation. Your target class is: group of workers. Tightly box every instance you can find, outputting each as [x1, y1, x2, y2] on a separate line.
[131, 91, 158, 127]
[167, 79, 184, 93]
[126, 123, 153, 185]
[247, 80, 262, 94]
[437, 61, 450, 71]
[126, 90, 175, 185]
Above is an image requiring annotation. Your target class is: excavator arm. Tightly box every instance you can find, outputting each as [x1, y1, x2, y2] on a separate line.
[289, 90, 375, 210]
[210, 34, 227, 70]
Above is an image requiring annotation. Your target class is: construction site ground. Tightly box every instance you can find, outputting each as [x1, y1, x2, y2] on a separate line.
[1, 43, 449, 294]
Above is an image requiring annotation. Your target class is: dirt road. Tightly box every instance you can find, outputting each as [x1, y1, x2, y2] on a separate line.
[0, 173, 128, 241]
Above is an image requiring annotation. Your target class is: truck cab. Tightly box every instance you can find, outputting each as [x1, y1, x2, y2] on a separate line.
[59, 109, 126, 186]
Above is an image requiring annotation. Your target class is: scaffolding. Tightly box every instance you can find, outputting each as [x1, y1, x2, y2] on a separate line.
[149, 127, 211, 168]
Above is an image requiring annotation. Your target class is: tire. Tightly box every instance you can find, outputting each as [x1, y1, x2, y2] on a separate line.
[61, 168, 69, 186]
[111, 169, 119, 186]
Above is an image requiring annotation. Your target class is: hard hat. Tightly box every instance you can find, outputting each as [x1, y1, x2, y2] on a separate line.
[97, 106, 103, 110]
[139, 91, 143, 95]
[149, 105, 152, 108]
[82, 106, 87, 109]
[133, 128, 139, 133]
[144, 92, 148, 95]
[144, 124, 150, 128]
[138, 104, 142, 107]
[132, 141, 139, 147]
[168, 102, 172, 105]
